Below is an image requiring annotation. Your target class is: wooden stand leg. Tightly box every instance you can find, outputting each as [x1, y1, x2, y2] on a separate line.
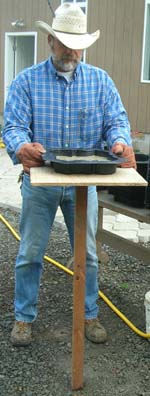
[72, 186, 87, 390]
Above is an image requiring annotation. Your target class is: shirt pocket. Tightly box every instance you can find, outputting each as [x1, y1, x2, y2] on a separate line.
[79, 106, 102, 143]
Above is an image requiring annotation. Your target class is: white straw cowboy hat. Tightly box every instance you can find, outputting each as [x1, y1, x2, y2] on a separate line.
[35, 2, 100, 50]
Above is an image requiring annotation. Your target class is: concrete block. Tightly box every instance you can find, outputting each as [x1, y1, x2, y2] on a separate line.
[139, 222, 150, 230]
[103, 208, 116, 216]
[103, 215, 116, 224]
[138, 230, 150, 243]
[116, 214, 138, 225]
[111, 229, 138, 243]
[113, 222, 139, 231]
[103, 223, 113, 231]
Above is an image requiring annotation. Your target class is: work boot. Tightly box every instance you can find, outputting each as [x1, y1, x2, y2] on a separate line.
[85, 318, 107, 343]
[11, 321, 32, 346]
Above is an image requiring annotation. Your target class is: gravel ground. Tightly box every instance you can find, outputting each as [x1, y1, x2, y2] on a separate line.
[0, 206, 150, 396]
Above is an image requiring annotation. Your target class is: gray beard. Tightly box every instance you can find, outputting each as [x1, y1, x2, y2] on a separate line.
[51, 55, 78, 72]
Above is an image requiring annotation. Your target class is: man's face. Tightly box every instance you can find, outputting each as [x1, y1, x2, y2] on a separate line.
[48, 35, 83, 72]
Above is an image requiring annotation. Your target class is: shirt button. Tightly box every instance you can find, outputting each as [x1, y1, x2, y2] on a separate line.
[66, 106, 69, 110]
[66, 125, 69, 128]
[65, 143, 69, 147]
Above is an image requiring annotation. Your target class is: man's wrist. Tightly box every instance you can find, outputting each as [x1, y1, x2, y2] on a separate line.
[16, 142, 31, 159]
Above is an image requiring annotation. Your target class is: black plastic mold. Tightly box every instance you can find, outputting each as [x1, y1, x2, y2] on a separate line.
[42, 149, 126, 175]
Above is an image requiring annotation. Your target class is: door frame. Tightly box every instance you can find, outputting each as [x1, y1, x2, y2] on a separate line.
[4, 31, 37, 104]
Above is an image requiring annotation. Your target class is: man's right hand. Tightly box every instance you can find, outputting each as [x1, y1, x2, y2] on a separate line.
[16, 142, 46, 174]
[111, 143, 136, 169]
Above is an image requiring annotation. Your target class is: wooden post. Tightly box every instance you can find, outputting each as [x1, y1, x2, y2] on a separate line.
[72, 186, 87, 390]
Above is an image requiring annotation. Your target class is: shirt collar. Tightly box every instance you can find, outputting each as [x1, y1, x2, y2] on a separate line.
[48, 57, 81, 80]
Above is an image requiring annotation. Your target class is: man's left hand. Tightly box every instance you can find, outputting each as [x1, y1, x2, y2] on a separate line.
[111, 143, 136, 169]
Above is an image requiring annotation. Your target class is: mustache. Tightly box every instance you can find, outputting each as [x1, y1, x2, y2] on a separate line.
[61, 56, 78, 61]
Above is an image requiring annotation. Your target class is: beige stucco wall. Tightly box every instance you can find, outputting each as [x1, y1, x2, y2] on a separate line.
[1, 0, 150, 133]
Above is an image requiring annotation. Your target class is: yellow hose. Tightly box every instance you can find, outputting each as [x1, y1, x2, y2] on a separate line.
[0, 214, 20, 241]
[0, 140, 5, 148]
[0, 212, 150, 339]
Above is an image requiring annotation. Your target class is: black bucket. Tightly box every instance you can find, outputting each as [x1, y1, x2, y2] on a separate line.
[109, 154, 150, 208]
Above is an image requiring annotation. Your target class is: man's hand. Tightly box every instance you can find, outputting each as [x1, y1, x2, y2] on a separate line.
[111, 143, 136, 169]
[16, 142, 46, 174]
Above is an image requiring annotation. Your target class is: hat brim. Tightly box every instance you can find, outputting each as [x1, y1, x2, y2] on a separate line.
[35, 20, 100, 50]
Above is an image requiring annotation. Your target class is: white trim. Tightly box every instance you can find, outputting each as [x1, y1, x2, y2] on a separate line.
[61, 0, 88, 13]
[61, 0, 87, 6]
[140, 80, 150, 84]
[141, 0, 150, 82]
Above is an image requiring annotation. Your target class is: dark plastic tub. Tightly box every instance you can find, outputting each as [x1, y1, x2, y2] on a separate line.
[42, 149, 126, 175]
[109, 153, 150, 208]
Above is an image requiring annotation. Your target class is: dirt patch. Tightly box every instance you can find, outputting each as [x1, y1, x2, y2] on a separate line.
[0, 206, 150, 396]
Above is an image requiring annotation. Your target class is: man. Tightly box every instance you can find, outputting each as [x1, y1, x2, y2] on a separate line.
[2, 3, 136, 347]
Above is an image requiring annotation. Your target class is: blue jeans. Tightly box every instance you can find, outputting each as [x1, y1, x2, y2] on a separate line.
[15, 173, 99, 322]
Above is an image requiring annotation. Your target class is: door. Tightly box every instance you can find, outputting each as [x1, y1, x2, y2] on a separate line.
[4, 32, 37, 103]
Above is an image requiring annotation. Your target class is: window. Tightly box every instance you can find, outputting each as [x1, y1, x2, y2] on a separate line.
[61, 0, 87, 15]
[141, 0, 150, 82]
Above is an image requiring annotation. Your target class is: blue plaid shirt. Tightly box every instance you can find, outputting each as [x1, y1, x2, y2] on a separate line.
[3, 57, 131, 164]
